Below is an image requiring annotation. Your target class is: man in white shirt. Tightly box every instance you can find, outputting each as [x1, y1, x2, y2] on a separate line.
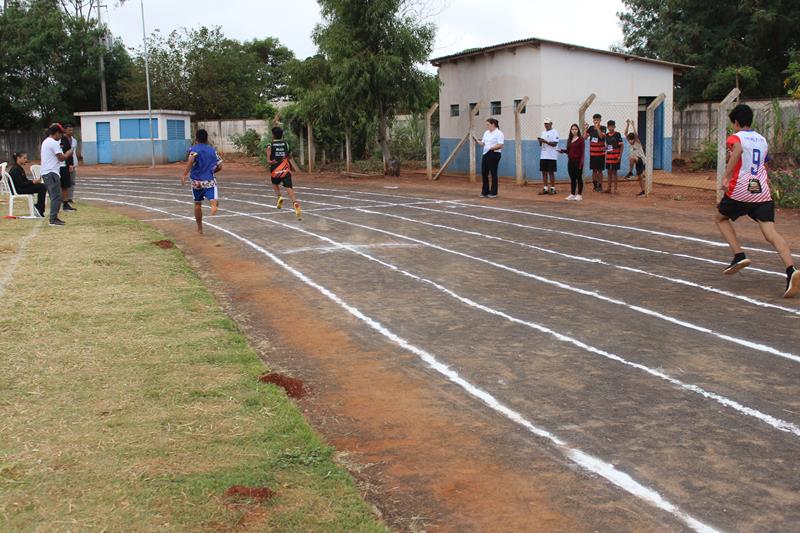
[537, 119, 560, 195]
[40, 123, 74, 226]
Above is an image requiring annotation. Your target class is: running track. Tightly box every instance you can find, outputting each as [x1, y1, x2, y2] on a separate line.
[81, 176, 800, 532]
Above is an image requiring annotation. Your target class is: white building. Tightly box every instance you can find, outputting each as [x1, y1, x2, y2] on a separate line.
[432, 38, 690, 178]
[75, 110, 194, 165]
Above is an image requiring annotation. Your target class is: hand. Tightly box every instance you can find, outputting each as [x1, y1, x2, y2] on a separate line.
[269, 159, 277, 164]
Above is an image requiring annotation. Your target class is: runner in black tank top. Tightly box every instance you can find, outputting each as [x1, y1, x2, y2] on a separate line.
[266, 127, 302, 220]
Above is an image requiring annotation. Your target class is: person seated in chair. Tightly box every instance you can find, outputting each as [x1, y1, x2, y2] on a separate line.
[7, 151, 46, 217]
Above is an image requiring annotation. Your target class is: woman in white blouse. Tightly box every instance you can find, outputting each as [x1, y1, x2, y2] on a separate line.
[475, 118, 504, 198]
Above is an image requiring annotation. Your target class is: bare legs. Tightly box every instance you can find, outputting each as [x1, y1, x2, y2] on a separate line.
[194, 202, 203, 234]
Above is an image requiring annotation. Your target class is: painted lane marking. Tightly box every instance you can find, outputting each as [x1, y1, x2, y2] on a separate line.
[82, 191, 800, 438]
[82, 196, 720, 533]
[0, 222, 42, 299]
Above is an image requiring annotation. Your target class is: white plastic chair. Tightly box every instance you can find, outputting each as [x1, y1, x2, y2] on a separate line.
[30, 164, 42, 181]
[0, 163, 8, 200]
[2, 169, 41, 219]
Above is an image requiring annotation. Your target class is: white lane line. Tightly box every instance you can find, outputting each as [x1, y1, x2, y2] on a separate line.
[83, 196, 719, 533]
[282, 243, 421, 255]
[281, 182, 799, 259]
[377, 204, 800, 317]
[82, 186, 798, 319]
[314, 206, 800, 365]
[0, 222, 42, 299]
[82, 179, 785, 280]
[83, 192, 800, 437]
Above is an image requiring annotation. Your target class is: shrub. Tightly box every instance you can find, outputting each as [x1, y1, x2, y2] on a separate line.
[390, 114, 438, 162]
[770, 169, 800, 208]
[690, 138, 718, 171]
[231, 129, 262, 157]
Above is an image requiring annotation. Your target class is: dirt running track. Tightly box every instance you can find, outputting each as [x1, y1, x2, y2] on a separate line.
[77, 169, 800, 533]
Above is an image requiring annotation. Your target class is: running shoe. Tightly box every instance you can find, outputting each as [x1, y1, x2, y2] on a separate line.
[293, 202, 302, 221]
[723, 255, 751, 275]
[480, 193, 489, 198]
[637, 191, 646, 197]
[276, 197, 284, 209]
[49, 219, 65, 226]
[574, 194, 583, 201]
[785, 267, 800, 298]
[565, 195, 576, 201]
[62, 203, 77, 212]
[549, 188, 557, 195]
[487, 194, 497, 198]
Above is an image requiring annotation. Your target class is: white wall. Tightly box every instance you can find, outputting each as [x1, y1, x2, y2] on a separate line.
[438, 46, 541, 138]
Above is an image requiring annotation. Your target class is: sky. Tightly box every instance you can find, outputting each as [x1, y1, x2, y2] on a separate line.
[104, 0, 626, 69]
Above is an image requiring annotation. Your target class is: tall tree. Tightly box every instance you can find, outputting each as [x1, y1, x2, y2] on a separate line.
[0, 0, 131, 127]
[617, 0, 800, 103]
[120, 28, 294, 120]
[313, 0, 435, 171]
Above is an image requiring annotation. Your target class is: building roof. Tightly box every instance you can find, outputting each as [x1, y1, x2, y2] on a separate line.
[74, 109, 195, 117]
[430, 37, 692, 70]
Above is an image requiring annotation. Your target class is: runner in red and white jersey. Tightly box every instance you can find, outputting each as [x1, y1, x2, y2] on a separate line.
[725, 129, 771, 202]
[715, 104, 799, 298]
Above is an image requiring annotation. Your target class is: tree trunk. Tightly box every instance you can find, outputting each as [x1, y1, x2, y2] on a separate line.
[377, 103, 392, 175]
[345, 126, 352, 172]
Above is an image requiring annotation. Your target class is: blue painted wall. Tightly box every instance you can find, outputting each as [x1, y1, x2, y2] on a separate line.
[440, 136, 672, 181]
[82, 140, 190, 165]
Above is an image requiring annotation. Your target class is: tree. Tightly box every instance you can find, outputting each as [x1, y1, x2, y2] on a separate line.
[617, 0, 800, 103]
[0, 0, 132, 127]
[313, 0, 435, 172]
[120, 28, 294, 120]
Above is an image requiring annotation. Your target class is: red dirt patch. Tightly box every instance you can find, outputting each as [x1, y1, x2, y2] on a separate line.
[152, 239, 175, 249]
[259, 372, 308, 399]
[224, 485, 276, 502]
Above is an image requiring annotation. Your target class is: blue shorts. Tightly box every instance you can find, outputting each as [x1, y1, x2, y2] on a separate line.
[191, 180, 217, 202]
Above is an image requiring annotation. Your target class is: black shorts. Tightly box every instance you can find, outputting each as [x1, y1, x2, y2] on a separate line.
[589, 156, 605, 171]
[634, 158, 645, 176]
[606, 162, 620, 171]
[718, 196, 775, 222]
[271, 175, 293, 188]
[59, 166, 71, 188]
[540, 159, 557, 172]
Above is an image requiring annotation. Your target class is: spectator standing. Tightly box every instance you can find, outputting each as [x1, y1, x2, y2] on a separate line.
[8, 151, 46, 216]
[604, 120, 623, 194]
[584, 113, 606, 192]
[59, 124, 77, 211]
[474, 118, 504, 198]
[560, 123, 585, 201]
[41, 123, 73, 226]
[537, 118, 560, 195]
[624, 119, 647, 197]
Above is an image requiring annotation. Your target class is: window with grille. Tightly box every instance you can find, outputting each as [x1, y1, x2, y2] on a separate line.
[491, 101, 502, 115]
[450, 104, 460, 117]
[514, 99, 527, 114]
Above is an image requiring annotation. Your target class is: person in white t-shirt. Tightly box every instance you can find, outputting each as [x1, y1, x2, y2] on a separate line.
[537, 119, 560, 195]
[474, 118, 504, 198]
[39, 123, 74, 226]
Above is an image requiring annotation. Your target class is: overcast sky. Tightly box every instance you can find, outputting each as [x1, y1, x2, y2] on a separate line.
[105, 0, 626, 69]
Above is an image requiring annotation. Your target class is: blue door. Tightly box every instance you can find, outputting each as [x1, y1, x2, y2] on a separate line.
[96, 122, 112, 164]
[167, 119, 187, 162]
[636, 98, 665, 170]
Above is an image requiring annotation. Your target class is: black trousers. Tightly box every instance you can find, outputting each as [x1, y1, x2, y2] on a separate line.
[481, 151, 501, 196]
[15, 181, 47, 216]
[568, 160, 583, 195]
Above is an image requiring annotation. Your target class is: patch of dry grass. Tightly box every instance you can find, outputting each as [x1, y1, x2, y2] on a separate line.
[0, 208, 387, 533]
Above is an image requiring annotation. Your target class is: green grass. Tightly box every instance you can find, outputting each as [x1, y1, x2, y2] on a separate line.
[0, 206, 388, 533]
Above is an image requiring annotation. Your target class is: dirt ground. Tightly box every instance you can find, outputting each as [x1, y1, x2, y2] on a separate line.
[75, 164, 800, 532]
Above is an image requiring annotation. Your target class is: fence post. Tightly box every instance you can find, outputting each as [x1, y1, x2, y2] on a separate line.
[645, 93, 667, 195]
[514, 97, 529, 185]
[468, 101, 482, 183]
[578, 93, 596, 136]
[425, 102, 439, 180]
[716, 88, 741, 202]
[307, 123, 314, 173]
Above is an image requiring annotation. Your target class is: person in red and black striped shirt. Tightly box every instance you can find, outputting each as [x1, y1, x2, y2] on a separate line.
[584, 113, 606, 192]
[604, 120, 623, 194]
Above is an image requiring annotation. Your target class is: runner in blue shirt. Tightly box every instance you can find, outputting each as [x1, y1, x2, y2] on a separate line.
[181, 129, 222, 234]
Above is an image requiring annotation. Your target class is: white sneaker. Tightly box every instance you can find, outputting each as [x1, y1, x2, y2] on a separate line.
[565, 195, 576, 201]
[574, 194, 583, 201]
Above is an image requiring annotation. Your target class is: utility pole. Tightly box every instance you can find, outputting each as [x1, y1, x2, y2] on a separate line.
[97, 1, 108, 111]
[141, 0, 156, 167]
